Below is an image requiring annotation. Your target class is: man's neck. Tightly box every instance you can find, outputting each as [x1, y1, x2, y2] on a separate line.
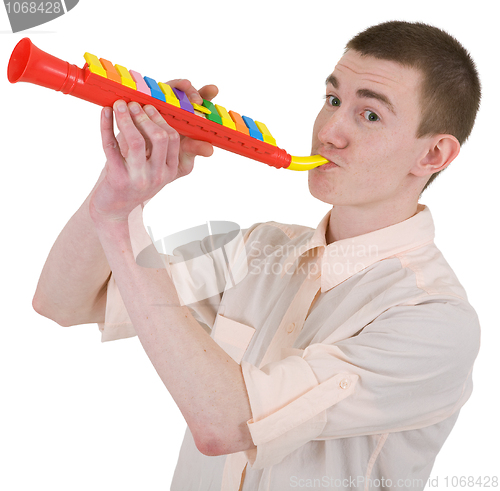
[326, 200, 420, 244]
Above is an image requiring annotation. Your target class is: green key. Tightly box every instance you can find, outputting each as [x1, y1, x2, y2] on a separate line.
[202, 99, 222, 125]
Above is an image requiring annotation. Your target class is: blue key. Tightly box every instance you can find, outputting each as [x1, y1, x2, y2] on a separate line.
[242, 115, 263, 141]
[144, 76, 166, 102]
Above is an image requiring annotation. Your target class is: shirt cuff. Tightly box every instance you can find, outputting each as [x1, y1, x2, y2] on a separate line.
[241, 356, 358, 469]
[97, 274, 136, 342]
[97, 254, 175, 342]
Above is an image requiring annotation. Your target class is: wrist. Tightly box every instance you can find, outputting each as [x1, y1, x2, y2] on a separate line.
[89, 200, 143, 227]
[90, 204, 154, 263]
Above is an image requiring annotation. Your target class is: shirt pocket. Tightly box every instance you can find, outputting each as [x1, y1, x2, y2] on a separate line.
[212, 314, 255, 364]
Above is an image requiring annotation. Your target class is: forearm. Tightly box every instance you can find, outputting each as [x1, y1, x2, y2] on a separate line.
[92, 210, 255, 456]
[33, 189, 111, 326]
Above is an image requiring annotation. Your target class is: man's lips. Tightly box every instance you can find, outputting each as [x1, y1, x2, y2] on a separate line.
[316, 160, 339, 170]
[311, 150, 341, 170]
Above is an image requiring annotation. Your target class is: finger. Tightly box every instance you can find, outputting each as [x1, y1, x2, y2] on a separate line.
[128, 102, 171, 170]
[198, 84, 219, 102]
[142, 104, 214, 178]
[177, 137, 213, 178]
[181, 137, 214, 158]
[126, 101, 158, 161]
[100, 107, 127, 176]
[165, 80, 219, 105]
[116, 131, 129, 157]
[113, 100, 146, 167]
[167, 79, 204, 105]
[142, 104, 181, 172]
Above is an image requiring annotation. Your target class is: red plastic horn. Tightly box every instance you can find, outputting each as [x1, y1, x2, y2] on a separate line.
[7, 37, 101, 105]
[7, 37, 155, 109]
[9, 38, 75, 91]
[7, 38, 328, 170]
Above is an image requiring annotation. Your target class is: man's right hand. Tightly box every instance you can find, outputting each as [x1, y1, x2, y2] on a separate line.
[113, 80, 219, 182]
[90, 80, 219, 223]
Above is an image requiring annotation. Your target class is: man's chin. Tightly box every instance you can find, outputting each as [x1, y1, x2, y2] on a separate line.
[307, 179, 336, 206]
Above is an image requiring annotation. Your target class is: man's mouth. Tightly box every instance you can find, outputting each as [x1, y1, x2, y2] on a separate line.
[316, 161, 339, 171]
[311, 149, 341, 170]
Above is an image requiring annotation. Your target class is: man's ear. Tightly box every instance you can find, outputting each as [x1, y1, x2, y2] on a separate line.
[411, 135, 461, 177]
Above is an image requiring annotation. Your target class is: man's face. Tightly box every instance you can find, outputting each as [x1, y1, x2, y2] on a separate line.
[309, 50, 429, 207]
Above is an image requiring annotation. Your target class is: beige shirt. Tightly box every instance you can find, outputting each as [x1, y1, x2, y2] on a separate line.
[98, 205, 480, 491]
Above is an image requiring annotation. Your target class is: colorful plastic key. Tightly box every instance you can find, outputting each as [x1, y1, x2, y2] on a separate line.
[202, 99, 222, 125]
[143, 77, 166, 102]
[228, 110, 250, 136]
[215, 104, 236, 130]
[192, 102, 211, 115]
[99, 58, 121, 83]
[172, 88, 194, 113]
[83, 52, 107, 78]
[129, 70, 151, 96]
[114, 64, 136, 90]
[255, 121, 277, 146]
[242, 115, 263, 141]
[158, 82, 180, 107]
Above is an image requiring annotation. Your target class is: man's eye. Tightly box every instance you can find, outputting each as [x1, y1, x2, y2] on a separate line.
[364, 110, 380, 122]
[326, 95, 341, 107]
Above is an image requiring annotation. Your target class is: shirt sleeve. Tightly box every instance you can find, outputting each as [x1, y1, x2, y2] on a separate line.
[241, 297, 480, 469]
[98, 225, 256, 342]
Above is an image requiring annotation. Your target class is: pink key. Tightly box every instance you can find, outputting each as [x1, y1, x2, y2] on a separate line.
[129, 70, 151, 96]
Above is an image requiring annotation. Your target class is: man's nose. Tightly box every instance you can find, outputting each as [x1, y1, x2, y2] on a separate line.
[317, 110, 349, 149]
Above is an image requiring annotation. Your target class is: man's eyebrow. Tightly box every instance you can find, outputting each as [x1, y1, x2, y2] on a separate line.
[325, 74, 396, 114]
[325, 74, 338, 88]
[356, 88, 396, 114]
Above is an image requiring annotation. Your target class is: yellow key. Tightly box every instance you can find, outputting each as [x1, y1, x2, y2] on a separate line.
[114, 64, 137, 90]
[215, 104, 236, 130]
[158, 83, 180, 107]
[83, 52, 107, 78]
[192, 102, 211, 115]
[255, 121, 277, 146]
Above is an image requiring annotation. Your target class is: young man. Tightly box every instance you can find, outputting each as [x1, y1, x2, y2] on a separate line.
[33, 21, 481, 491]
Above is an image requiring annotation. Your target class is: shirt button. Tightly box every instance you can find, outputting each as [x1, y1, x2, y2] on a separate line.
[287, 323, 295, 333]
[339, 379, 350, 390]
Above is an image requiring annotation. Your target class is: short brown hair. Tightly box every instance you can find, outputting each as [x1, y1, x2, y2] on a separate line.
[346, 21, 481, 191]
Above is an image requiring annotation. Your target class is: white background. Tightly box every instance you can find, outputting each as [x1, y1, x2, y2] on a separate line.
[1, 1, 498, 489]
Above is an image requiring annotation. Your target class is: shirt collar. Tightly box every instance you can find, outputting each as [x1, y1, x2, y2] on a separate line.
[282, 204, 435, 292]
